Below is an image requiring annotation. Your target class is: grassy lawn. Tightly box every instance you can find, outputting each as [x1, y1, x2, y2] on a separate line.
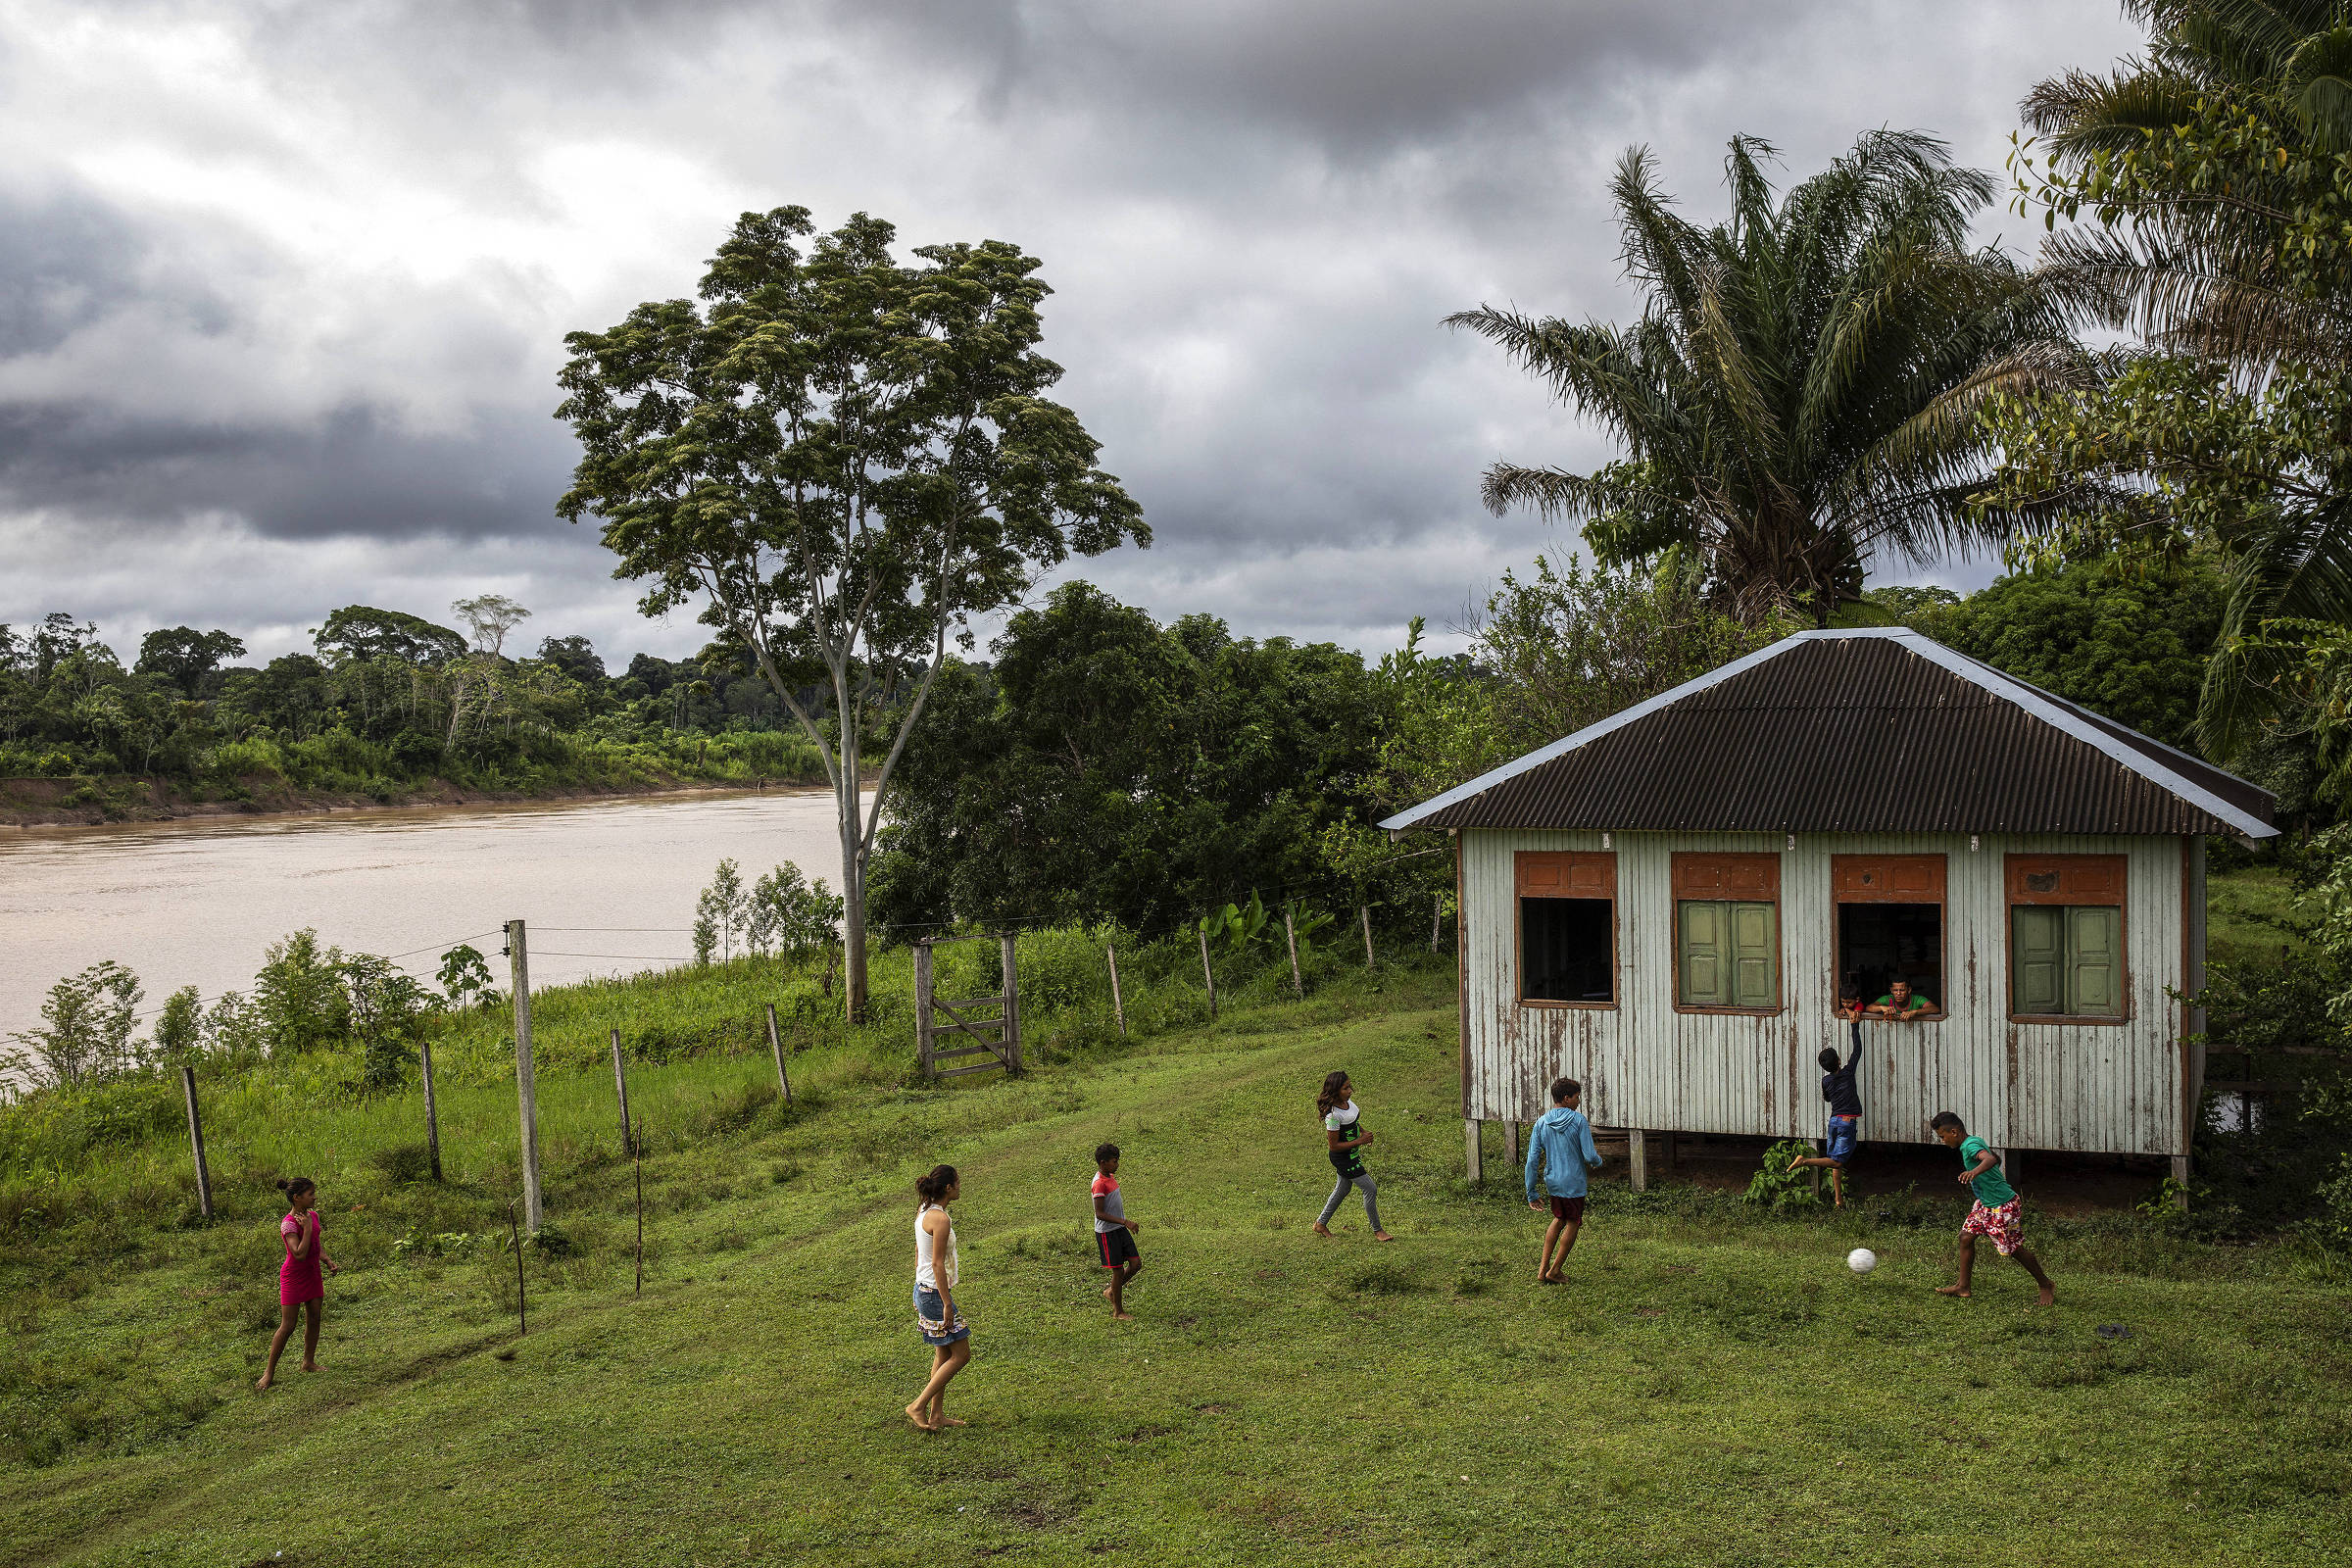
[4, 981, 2348, 1566]
[2208, 863, 2314, 959]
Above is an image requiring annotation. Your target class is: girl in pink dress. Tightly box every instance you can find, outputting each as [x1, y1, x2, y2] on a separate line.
[258, 1176, 337, 1391]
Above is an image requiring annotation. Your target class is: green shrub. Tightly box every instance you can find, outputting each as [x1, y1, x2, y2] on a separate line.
[1742, 1140, 1825, 1210]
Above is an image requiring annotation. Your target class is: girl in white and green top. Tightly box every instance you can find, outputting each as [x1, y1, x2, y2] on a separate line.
[1311, 1070, 1393, 1241]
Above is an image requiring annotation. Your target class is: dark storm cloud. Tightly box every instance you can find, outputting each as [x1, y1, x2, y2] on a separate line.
[0, 0, 2141, 662]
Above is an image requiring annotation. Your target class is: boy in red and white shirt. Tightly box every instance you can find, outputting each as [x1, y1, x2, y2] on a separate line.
[1091, 1142, 1144, 1320]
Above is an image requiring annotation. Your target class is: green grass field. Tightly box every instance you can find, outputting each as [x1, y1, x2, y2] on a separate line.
[4, 967, 2348, 1566]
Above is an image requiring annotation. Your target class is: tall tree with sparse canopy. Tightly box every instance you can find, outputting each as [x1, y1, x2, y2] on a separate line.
[556, 208, 1145, 1020]
[1451, 130, 2085, 624]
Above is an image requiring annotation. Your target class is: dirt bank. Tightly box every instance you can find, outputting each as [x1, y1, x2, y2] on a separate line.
[0, 772, 830, 829]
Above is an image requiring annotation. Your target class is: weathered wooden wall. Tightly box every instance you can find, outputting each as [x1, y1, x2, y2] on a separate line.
[1460, 829, 2193, 1155]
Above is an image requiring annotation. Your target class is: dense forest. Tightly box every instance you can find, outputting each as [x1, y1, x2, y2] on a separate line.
[0, 598, 826, 815]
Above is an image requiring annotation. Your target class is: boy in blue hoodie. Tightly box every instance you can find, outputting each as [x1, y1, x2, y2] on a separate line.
[1524, 1077, 1604, 1284]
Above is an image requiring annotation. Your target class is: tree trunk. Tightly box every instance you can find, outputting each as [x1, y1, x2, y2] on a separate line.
[839, 769, 868, 1023]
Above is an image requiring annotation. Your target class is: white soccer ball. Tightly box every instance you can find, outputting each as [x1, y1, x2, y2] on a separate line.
[1847, 1248, 1879, 1274]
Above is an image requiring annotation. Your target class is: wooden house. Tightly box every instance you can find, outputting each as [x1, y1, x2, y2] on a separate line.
[1379, 628, 2278, 1187]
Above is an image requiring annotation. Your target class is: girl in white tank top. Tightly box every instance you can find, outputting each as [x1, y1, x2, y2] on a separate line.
[907, 1164, 969, 1432]
[914, 1202, 956, 1290]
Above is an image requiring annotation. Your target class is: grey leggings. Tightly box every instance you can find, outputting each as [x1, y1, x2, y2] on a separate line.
[1317, 1169, 1382, 1232]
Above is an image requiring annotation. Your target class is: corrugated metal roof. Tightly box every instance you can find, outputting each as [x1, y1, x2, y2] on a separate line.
[1382, 629, 2277, 838]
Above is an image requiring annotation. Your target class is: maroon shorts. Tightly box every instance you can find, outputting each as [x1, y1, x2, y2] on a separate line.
[1546, 1196, 1587, 1224]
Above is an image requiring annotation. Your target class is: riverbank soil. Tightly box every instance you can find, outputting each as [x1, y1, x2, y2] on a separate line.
[0, 773, 825, 828]
[3, 1002, 2343, 1566]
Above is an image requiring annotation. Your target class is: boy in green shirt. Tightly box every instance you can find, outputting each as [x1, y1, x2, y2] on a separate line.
[1868, 978, 1934, 1018]
[1929, 1111, 2056, 1305]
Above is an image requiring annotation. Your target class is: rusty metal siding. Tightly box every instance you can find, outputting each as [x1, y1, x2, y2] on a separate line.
[1462, 828, 2188, 1155]
[1420, 638, 2263, 837]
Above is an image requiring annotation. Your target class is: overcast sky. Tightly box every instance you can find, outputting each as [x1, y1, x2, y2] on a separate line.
[0, 0, 2141, 669]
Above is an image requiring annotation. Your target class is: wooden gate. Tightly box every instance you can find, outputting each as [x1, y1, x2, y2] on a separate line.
[915, 933, 1024, 1079]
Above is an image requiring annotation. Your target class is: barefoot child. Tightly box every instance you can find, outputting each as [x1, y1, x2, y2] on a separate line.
[1311, 1071, 1392, 1242]
[906, 1165, 972, 1432]
[1092, 1142, 1144, 1320]
[1524, 1077, 1602, 1283]
[1929, 1112, 2057, 1305]
[258, 1176, 336, 1391]
[1788, 1002, 1865, 1206]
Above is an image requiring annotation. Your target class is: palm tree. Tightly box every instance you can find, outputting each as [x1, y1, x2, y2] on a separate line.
[1451, 130, 2084, 625]
[2024, 0, 2352, 370]
[2020, 2, 2352, 759]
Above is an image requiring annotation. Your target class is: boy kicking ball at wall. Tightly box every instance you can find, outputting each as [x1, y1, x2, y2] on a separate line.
[1930, 1111, 2057, 1306]
[1091, 1143, 1144, 1320]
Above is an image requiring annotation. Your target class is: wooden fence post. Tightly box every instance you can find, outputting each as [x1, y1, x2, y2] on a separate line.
[509, 1200, 527, 1336]
[1198, 926, 1218, 1018]
[610, 1028, 632, 1156]
[1284, 907, 1303, 998]
[914, 941, 936, 1076]
[1105, 945, 1127, 1038]
[766, 1004, 793, 1103]
[1503, 1118, 1519, 1171]
[178, 1065, 213, 1221]
[632, 1116, 645, 1298]
[1464, 1119, 1483, 1184]
[1629, 1128, 1648, 1193]
[1431, 893, 1442, 954]
[507, 919, 543, 1232]
[1360, 906, 1376, 969]
[420, 1036, 443, 1181]
[1000, 933, 1023, 1073]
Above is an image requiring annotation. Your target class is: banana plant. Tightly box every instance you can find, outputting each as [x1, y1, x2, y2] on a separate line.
[1200, 890, 1274, 955]
[1282, 899, 1336, 953]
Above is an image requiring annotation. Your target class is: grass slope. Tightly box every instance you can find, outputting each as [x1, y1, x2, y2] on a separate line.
[5, 992, 2350, 1566]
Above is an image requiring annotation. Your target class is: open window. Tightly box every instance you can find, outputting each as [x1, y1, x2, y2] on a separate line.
[2008, 855, 2127, 1021]
[1674, 853, 1781, 1011]
[1833, 855, 1945, 1017]
[1516, 851, 1616, 1005]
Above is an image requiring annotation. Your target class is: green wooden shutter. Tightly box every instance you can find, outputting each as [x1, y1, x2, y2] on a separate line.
[1730, 901, 1778, 1007]
[1680, 901, 1726, 1004]
[2067, 906, 2123, 1016]
[2011, 906, 2064, 1014]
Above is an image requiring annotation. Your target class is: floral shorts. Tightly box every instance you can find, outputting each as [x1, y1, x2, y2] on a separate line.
[1961, 1198, 2024, 1256]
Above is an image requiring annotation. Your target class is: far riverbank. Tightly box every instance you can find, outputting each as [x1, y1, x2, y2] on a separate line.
[0, 770, 838, 829]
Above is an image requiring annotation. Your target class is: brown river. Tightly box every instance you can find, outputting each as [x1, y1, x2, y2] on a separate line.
[0, 790, 863, 1042]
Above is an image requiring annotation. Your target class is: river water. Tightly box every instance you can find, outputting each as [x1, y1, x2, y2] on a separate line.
[0, 790, 864, 1040]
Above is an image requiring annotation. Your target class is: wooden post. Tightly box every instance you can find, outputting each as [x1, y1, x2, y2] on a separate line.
[1503, 1119, 1519, 1171]
[420, 1036, 443, 1181]
[1104, 945, 1127, 1038]
[1360, 905, 1376, 968]
[507, 919, 543, 1232]
[914, 941, 936, 1076]
[1629, 1128, 1648, 1193]
[2170, 1152, 2191, 1191]
[509, 1200, 527, 1336]
[1431, 893, 1442, 954]
[632, 1117, 645, 1298]
[610, 1028, 632, 1156]
[765, 1004, 792, 1104]
[1464, 1118, 1483, 1184]
[1284, 908, 1303, 998]
[1198, 927, 1218, 1018]
[1000, 933, 1023, 1073]
[178, 1065, 213, 1221]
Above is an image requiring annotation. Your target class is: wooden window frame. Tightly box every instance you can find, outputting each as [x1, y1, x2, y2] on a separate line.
[2004, 853, 2132, 1026]
[1514, 851, 1618, 1010]
[1831, 854, 1948, 1022]
[1671, 852, 1783, 1015]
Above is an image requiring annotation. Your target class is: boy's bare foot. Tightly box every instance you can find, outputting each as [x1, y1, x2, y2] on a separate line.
[1102, 1285, 1116, 1299]
[255, 1373, 273, 1392]
[905, 1400, 939, 1432]
[2035, 1286, 2056, 1306]
[1935, 1285, 1971, 1298]
[1311, 1222, 1331, 1237]
[1112, 1310, 1136, 1320]
[301, 1362, 320, 1373]
[936, 1417, 967, 1427]
[1786, 1156, 1803, 1173]
[1372, 1231, 1395, 1243]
